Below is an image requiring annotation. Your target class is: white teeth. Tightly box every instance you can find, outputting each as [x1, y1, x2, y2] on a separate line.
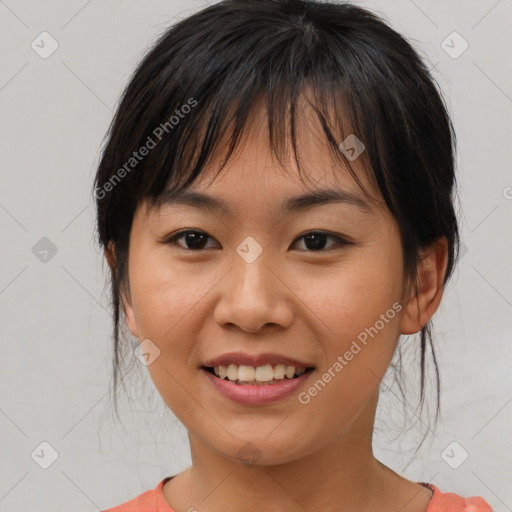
[255, 364, 274, 381]
[238, 365, 255, 381]
[273, 364, 286, 379]
[211, 363, 309, 383]
[285, 365, 295, 379]
[226, 364, 238, 381]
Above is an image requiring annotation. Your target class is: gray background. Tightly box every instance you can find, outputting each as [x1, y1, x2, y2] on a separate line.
[1, 0, 511, 511]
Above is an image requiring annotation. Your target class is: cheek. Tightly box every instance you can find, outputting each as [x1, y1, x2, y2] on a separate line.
[297, 244, 403, 391]
[127, 256, 208, 413]
[294, 245, 403, 341]
[294, 267, 402, 436]
[129, 250, 207, 336]
[127, 257, 195, 375]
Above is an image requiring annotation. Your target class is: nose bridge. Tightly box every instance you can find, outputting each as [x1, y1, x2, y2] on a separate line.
[214, 236, 292, 332]
[232, 236, 276, 306]
[234, 241, 272, 296]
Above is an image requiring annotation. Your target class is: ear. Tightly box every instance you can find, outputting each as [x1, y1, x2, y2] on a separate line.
[400, 236, 449, 335]
[104, 242, 140, 339]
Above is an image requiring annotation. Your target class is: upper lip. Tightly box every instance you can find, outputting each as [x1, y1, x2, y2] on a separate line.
[202, 352, 314, 368]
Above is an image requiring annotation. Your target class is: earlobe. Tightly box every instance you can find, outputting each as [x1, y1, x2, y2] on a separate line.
[399, 237, 449, 335]
[122, 296, 140, 339]
[105, 241, 116, 272]
[104, 242, 140, 339]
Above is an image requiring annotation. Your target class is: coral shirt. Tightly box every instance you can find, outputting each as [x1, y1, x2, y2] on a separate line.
[101, 477, 493, 512]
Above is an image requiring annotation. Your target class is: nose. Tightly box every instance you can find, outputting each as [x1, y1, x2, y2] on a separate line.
[213, 248, 294, 334]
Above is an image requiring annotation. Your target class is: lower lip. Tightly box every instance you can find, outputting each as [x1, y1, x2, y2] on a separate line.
[201, 368, 314, 405]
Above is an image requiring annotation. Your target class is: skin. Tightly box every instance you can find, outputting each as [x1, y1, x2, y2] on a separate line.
[106, 98, 448, 512]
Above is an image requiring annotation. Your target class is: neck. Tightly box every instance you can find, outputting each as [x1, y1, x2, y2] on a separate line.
[189, 436, 385, 511]
[164, 393, 407, 512]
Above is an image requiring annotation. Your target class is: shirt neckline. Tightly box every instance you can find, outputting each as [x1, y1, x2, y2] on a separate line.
[155, 477, 439, 512]
[418, 482, 440, 509]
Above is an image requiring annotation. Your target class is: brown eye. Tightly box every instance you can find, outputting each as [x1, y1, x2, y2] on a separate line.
[164, 229, 352, 252]
[292, 231, 353, 252]
[165, 230, 219, 250]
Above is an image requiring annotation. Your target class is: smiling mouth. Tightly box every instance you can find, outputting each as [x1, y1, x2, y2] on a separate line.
[202, 364, 315, 385]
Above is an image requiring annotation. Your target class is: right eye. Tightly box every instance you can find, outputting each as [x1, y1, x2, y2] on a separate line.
[164, 229, 220, 251]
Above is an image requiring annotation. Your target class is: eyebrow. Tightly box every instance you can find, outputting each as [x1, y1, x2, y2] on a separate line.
[159, 188, 373, 216]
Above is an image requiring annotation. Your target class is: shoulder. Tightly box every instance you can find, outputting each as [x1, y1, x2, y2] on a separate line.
[423, 483, 493, 512]
[101, 477, 175, 512]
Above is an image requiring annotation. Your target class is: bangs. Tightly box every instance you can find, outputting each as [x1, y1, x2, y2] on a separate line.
[146, 79, 373, 212]
[95, 0, 424, 223]
[95, 0, 455, 281]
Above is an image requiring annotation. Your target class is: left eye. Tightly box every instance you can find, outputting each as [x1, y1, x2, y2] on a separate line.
[164, 230, 352, 252]
[165, 230, 219, 250]
[292, 231, 351, 251]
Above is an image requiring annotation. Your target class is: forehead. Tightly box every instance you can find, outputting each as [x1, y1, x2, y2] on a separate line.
[146, 92, 385, 220]
[147, 167, 383, 235]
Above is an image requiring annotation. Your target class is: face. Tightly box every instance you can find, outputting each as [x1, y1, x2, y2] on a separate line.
[118, 100, 415, 466]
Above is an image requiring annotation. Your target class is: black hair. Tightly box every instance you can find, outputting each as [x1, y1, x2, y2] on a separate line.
[93, 0, 460, 454]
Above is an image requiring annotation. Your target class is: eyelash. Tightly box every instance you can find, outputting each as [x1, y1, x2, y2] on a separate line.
[163, 229, 354, 252]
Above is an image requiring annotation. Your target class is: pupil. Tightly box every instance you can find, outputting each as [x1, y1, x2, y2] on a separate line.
[186, 232, 206, 249]
[305, 233, 327, 250]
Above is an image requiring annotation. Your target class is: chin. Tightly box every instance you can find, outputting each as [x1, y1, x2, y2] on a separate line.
[216, 435, 316, 468]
